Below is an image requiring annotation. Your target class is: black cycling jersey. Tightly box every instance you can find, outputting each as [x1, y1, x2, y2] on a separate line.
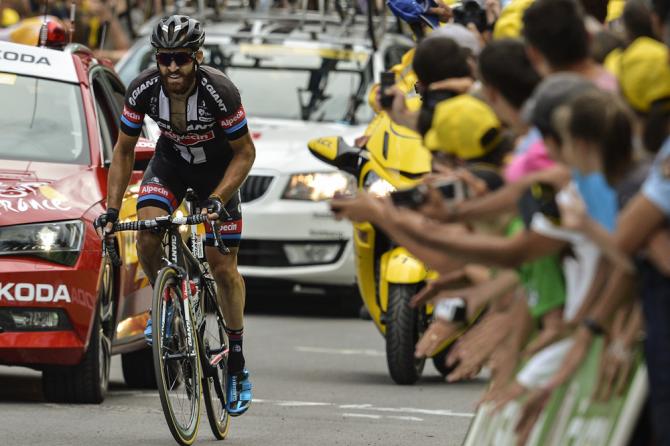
[120, 65, 249, 165]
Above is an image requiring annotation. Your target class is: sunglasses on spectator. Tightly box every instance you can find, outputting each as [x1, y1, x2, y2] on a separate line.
[156, 52, 196, 67]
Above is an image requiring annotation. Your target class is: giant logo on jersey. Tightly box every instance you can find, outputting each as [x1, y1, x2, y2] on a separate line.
[201, 78, 227, 112]
[128, 77, 159, 107]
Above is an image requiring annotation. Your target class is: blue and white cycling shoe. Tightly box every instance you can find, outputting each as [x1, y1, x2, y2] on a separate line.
[144, 317, 153, 345]
[144, 302, 173, 346]
[226, 369, 252, 416]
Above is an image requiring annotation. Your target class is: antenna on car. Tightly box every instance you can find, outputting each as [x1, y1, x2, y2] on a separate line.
[69, 0, 76, 43]
[99, 4, 116, 51]
[38, 0, 50, 47]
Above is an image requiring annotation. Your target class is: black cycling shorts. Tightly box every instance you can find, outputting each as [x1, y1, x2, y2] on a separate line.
[137, 154, 242, 248]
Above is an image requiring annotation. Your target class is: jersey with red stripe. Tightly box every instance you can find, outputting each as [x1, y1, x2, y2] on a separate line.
[120, 65, 248, 165]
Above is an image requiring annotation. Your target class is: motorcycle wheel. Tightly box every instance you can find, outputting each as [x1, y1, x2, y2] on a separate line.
[432, 344, 457, 378]
[385, 283, 426, 385]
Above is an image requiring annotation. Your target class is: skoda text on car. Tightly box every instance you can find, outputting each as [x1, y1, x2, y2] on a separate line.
[116, 14, 412, 304]
[0, 39, 159, 402]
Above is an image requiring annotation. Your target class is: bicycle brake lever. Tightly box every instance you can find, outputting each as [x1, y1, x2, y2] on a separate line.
[102, 236, 122, 267]
[210, 221, 231, 255]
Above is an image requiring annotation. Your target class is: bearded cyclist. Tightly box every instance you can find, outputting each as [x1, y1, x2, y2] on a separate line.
[94, 15, 255, 416]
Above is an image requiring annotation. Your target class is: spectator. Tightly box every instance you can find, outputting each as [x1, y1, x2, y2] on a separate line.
[522, 0, 617, 90]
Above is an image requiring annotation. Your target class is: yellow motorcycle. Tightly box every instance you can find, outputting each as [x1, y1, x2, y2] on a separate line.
[308, 112, 459, 384]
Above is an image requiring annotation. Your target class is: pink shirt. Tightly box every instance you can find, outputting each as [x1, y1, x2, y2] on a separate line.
[504, 138, 555, 183]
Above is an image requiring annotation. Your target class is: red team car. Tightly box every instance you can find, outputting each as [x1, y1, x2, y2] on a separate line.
[0, 35, 157, 402]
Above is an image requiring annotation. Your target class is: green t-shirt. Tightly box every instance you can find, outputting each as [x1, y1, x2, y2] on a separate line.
[507, 218, 565, 319]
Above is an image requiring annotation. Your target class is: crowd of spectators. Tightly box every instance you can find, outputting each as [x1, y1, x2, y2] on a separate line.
[330, 0, 670, 444]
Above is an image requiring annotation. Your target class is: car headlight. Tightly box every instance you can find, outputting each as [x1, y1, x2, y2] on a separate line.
[363, 171, 395, 197]
[0, 220, 84, 266]
[282, 172, 357, 201]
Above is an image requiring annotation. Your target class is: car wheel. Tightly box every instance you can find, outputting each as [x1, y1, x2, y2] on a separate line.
[42, 304, 111, 403]
[121, 348, 157, 389]
[42, 262, 115, 403]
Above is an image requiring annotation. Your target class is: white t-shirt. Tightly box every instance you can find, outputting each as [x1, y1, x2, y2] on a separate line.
[517, 338, 574, 388]
[530, 213, 601, 321]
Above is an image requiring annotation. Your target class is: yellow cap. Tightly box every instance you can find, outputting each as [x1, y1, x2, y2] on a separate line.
[2, 8, 20, 27]
[603, 47, 622, 76]
[493, 0, 534, 39]
[619, 37, 670, 113]
[424, 95, 502, 160]
[606, 0, 625, 23]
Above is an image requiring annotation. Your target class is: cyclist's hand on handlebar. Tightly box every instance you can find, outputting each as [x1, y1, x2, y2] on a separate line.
[94, 208, 119, 237]
[204, 195, 224, 221]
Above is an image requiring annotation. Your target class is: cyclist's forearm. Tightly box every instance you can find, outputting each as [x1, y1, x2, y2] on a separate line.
[106, 145, 135, 210]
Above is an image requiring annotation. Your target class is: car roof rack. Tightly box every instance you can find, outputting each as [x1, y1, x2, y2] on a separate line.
[141, 0, 389, 50]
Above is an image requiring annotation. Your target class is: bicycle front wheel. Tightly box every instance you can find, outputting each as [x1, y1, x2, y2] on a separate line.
[201, 287, 230, 440]
[152, 267, 202, 446]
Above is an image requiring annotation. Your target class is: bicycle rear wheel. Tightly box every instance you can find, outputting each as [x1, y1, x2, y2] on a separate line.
[152, 267, 202, 446]
[200, 286, 231, 440]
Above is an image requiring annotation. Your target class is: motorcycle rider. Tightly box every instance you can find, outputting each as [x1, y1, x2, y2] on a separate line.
[94, 15, 255, 416]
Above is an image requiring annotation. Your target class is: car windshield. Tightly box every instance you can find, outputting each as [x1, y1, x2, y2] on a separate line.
[0, 73, 90, 165]
[120, 42, 374, 124]
[225, 44, 374, 124]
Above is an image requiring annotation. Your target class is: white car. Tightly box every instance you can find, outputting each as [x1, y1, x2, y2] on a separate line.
[116, 15, 412, 300]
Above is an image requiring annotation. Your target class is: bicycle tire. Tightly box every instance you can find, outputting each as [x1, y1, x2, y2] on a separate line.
[200, 286, 231, 440]
[152, 267, 202, 446]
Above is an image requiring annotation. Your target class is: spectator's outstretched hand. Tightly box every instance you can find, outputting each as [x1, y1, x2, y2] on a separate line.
[446, 311, 512, 382]
[415, 319, 460, 358]
[330, 192, 384, 224]
[594, 338, 634, 401]
[409, 269, 466, 307]
[557, 183, 588, 231]
[428, 0, 453, 22]
[515, 387, 552, 445]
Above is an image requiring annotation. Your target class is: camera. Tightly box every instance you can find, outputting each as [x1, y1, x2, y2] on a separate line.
[452, 0, 488, 33]
[434, 297, 467, 322]
[380, 71, 396, 109]
[390, 179, 467, 208]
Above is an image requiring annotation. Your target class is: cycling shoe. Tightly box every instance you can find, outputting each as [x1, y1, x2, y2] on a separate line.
[227, 369, 252, 416]
[144, 302, 173, 346]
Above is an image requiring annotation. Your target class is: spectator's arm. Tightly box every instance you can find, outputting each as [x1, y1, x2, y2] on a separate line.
[428, 164, 570, 223]
[377, 201, 567, 268]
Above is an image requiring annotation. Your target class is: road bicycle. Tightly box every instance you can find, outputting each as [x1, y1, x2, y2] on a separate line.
[104, 189, 231, 445]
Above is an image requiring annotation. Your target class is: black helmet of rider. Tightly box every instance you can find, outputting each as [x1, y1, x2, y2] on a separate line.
[151, 15, 205, 51]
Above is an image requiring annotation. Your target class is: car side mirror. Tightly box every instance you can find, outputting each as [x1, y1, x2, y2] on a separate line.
[307, 136, 366, 177]
[133, 138, 155, 171]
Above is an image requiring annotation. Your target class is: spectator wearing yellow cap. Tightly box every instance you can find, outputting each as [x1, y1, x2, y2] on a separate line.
[424, 94, 508, 165]
[616, 36, 670, 154]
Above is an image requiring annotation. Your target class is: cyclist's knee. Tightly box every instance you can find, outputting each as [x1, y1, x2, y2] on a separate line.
[137, 230, 163, 257]
[211, 261, 241, 285]
[209, 256, 241, 286]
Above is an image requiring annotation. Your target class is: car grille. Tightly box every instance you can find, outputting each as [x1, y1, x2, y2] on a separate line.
[240, 175, 274, 203]
[238, 240, 345, 267]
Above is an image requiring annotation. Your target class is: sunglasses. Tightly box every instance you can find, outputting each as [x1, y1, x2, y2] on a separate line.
[156, 52, 195, 67]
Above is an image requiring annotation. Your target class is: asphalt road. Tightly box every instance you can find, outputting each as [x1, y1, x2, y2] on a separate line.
[0, 296, 484, 446]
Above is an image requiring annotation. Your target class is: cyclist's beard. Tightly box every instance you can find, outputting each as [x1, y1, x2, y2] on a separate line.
[162, 68, 196, 96]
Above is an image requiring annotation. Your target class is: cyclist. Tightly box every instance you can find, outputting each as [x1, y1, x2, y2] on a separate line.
[94, 15, 255, 416]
